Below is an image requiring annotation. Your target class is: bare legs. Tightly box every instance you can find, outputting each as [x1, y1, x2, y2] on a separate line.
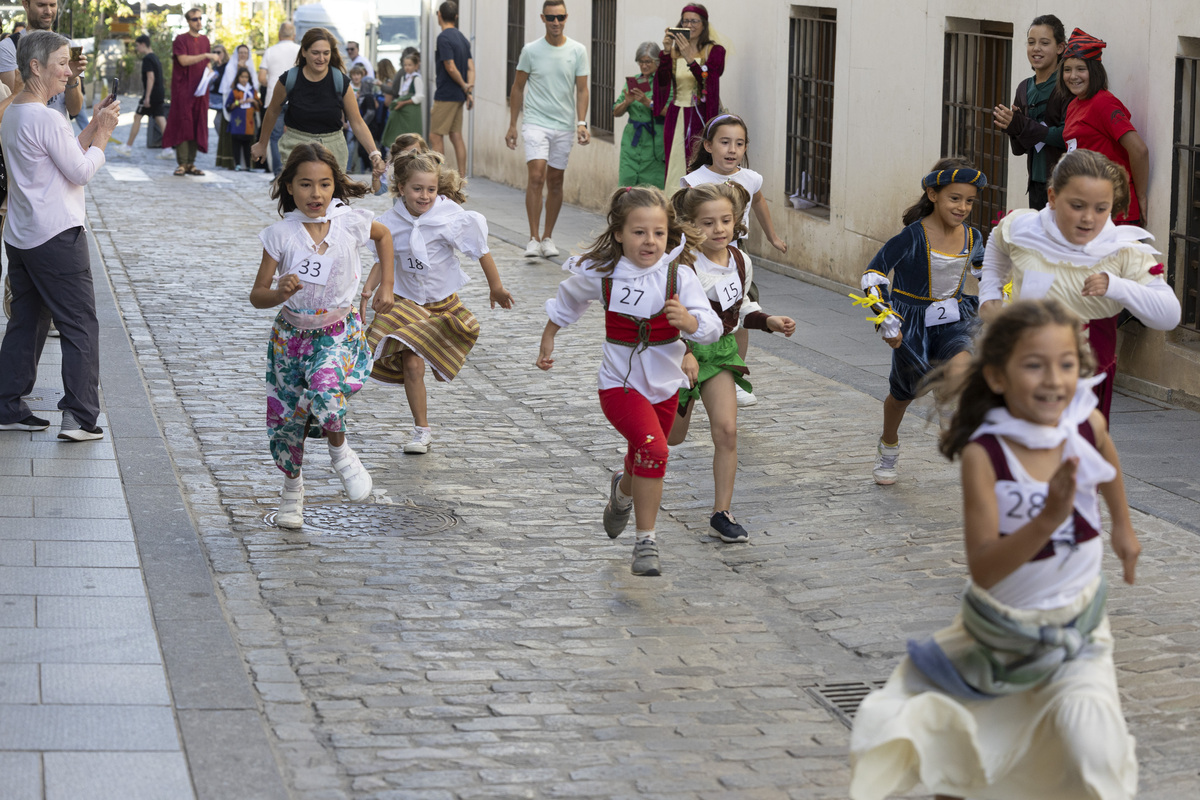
[881, 351, 971, 443]
[524, 159, 565, 241]
[401, 351, 428, 427]
[429, 131, 467, 174]
[668, 371, 739, 513]
[617, 471, 664, 532]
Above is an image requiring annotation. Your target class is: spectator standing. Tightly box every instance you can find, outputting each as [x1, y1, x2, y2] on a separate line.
[162, 7, 220, 176]
[345, 41, 374, 79]
[655, 4, 725, 191]
[0, 0, 85, 119]
[0, 31, 120, 440]
[258, 21, 301, 175]
[612, 42, 665, 189]
[116, 35, 167, 156]
[381, 52, 423, 151]
[225, 66, 259, 170]
[505, 0, 589, 259]
[431, 1, 474, 172]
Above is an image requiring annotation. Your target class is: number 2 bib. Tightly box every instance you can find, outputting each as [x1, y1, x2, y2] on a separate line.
[924, 298, 960, 327]
[290, 254, 330, 286]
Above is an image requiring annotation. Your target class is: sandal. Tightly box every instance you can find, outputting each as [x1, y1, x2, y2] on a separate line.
[173, 166, 187, 176]
[185, 165, 205, 176]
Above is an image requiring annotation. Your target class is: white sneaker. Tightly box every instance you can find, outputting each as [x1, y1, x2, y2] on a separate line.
[157, 149, 176, 160]
[114, 144, 132, 157]
[873, 438, 900, 485]
[57, 409, 104, 442]
[277, 476, 304, 528]
[331, 445, 372, 502]
[735, 385, 758, 406]
[523, 238, 541, 258]
[403, 426, 432, 455]
[539, 237, 559, 258]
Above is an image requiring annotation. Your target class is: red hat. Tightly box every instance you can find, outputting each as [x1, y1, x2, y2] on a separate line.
[1064, 28, 1106, 62]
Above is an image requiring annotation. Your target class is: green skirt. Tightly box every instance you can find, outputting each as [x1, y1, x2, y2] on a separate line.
[678, 332, 751, 412]
[381, 92, 422, 152]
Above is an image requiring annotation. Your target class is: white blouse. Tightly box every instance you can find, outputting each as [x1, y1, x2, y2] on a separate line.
[680, 165, 764, 234]
[258, 202, 374, 328]
[545, 252, 722, 403]
[690, 249, 762, 332]
[376, 196, 489, 305]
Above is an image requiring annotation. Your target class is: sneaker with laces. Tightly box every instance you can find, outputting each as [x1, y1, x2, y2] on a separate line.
[114, 144, 132, 157]
[403, 426, 432, 454]
[277, 476, 304, 529]
[523, 238, 541, 258]
[710, 510, 749, 543]
[631, 538, 661, 576]
[735, 385, 758, 406]
[0, 414, 50, 431]
[603, 471, 632, 539]
[157, 148, 177, 160]
[539, 237, 559, 258]
[873, 438, 900, 485]
[331, 445, 372, 501]
[57, 410, 104, 441]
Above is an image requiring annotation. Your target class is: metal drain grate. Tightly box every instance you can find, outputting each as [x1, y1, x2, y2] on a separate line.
[264, 503, 458, 536]
[805, 680, 886, 727]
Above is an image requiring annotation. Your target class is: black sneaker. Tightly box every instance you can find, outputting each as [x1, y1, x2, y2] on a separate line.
[57, 410, 104, 441]
[710, 511, 749, 543]
[631, 538, 661, 576]
[0, 414, 50, 431]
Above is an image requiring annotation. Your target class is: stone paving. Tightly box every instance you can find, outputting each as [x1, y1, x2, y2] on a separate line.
[69, 141, 1200, 798]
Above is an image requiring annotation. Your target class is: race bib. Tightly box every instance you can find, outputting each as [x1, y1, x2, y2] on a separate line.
[712, 272, 743, 311]
[997, 480, 1074, 541]
[924, 298, 960, 327]
[290, 254, 330, 286]
[1066, 138, 1077, 153]
[401, 255, 429, 274]
[607, 280, 656, 319]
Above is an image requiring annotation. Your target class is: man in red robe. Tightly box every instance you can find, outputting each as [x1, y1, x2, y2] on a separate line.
[162, 7, 218, 175]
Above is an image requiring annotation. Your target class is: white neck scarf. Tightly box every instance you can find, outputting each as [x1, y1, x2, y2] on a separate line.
[1008, 206, 1158, 268]
[399, 71, 418, 95]
[972, 373, 1116, 529]
[392, 196, 458, 267]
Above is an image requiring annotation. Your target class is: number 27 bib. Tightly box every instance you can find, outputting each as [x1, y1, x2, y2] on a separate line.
[607, 279, 658, 319]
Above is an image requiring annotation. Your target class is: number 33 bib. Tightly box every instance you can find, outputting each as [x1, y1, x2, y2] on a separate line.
[290, 254, 331, 286]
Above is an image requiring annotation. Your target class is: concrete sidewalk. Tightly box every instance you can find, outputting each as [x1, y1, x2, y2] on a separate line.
[465, 175, 1200, 536]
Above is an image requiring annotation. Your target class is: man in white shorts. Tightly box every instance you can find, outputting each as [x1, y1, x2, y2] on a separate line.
[504, 0, 589, 259]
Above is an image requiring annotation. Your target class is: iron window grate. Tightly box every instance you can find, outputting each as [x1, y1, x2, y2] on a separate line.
[589, 0, 617, 136]
[805, 680, 886, 728]
[506, 0, 525, 98]
[786, 8, 837, 213]
[1169, 53, 1200, 330]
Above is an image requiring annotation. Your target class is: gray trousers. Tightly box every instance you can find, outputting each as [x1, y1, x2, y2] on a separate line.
[0, 227, 100, 427]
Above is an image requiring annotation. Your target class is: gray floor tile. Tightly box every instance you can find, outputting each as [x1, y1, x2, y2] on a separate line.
[36, 542, 140, 569]
[37, 597, 153, 630]
[0, 663, 40, 703]
[0, 596, 36, 627]
[0, 496, 34, 517]
[0, 519, 134, 542]
[0, 441, 116, 460]
[0, 541, 35, 566]
[41, 664, 171, 706]
[0, 705, 179, 750]
[0, 458, 32, 476]
[32, 460, 120, 479]
[0, 628, 162, 664]
[0, 566, 145, 596]
[33, 498, 129, 520]
[0, 752, 41, 800]
[0, 478, 124, 500]
[45, 752, 193, 800]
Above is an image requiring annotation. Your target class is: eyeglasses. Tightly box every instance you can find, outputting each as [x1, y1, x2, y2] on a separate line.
[186, 15, 201, 22]
[680, 19, 703, 26]
[544, 14, 567, 22]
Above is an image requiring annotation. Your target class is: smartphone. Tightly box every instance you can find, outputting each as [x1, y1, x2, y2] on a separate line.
[626, 76, 650, 93]
[667, 27, 689, 36]
[108, 78, 118, 98]
[69, 46, 82, 61]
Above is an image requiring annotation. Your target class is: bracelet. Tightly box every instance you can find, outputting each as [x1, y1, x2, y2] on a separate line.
[368, 150, 382, 161]
[66, 80, 79, 89]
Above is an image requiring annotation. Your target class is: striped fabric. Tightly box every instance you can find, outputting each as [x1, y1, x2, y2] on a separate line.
[366, 293, 480, 384]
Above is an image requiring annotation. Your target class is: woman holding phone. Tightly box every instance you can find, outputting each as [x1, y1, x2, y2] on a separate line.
[613, 42, 665, 189]
[655, 3, 725, 190]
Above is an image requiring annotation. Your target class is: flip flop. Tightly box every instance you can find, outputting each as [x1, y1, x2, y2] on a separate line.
[186, 166, 206, 176]
[173, 166, 187, 176]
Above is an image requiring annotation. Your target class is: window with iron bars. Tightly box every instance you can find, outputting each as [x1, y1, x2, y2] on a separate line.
[506, 0, 525, 98]
[1170, 50, 1200, 330]
[589, 0, 617, 137]
[785, 7, 836, 216]
[941, 21, 1012, 236]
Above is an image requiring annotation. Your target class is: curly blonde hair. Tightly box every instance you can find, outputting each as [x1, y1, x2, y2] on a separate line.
[578, 186, 701, 273]
[388, 149, 468, 205]
[670, 181, 751, 242]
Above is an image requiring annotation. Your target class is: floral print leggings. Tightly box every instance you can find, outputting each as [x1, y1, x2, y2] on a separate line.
[266, 311, 371, 476]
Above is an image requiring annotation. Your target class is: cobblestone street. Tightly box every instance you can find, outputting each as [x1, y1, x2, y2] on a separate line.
[10, 148, 1197, 798]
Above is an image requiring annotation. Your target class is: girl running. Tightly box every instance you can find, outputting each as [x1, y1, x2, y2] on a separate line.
[250, 143, 395, 529]
[363, 151, 514, 455]
[537, 186, 721, 576]
[979, 149, 1180, 420]
[668, 182, 795, 542]
[850, 299, 1140, 800]
[861, 157, 986, 485]
[680, 113, 787, 406]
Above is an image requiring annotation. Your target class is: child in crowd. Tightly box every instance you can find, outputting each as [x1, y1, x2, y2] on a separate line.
[249, 144, 395, 528]
[983, 142, 1178, 426]
[668, 182, 795, 542]
[861, 157, 986, 485]
[225, 66, 260, 171]
[363, 151, 513, 455]
[681, 113, 786, 406]
[850, 299, 1140, 800]
[381, 53, 424, 154]
[537, 186, 721, 576]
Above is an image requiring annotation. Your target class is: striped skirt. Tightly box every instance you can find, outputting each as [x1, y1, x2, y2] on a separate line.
[366, 293, 479, 384]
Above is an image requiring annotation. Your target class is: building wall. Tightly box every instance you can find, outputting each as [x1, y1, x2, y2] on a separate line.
[459, 0, 1200, 403]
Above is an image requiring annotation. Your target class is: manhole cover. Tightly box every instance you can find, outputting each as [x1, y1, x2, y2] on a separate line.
[263, 503, 458, 536]
[805, 680, 886, 727]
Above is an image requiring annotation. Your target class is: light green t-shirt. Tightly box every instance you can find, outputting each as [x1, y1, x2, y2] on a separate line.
[516, 36, 589, 131]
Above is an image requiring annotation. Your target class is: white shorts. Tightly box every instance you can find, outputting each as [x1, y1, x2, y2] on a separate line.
[522, 124, 574, 170]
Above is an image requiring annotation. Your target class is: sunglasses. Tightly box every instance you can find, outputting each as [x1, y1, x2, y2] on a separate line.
[186, 15, 201, 22]
[544, 14, 567, 22]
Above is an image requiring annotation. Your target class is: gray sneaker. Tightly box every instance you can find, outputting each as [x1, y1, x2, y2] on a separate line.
[631, 539, 660, 576]
[58, 410, 104, 442]
[602, 471, 631, 538]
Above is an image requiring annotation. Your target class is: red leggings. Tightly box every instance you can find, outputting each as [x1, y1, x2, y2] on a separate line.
[598, 388, 676, 479]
